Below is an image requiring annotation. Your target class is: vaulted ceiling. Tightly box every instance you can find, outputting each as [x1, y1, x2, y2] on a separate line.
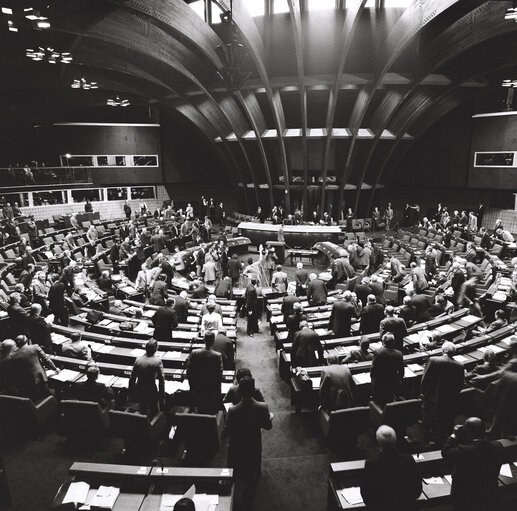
[1, 0, 516, 212]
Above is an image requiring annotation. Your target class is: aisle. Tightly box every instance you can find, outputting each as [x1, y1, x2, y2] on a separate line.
[234, 315, 329, 511]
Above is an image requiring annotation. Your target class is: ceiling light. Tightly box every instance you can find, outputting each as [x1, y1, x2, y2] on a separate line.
[26, 46, 73, 64]
[502, 79, 517, 88]
[1, 7, 12, 15]
[37, 20, 50, 29]
[72, 77, 99, 90]
[505, 7, 517, 20]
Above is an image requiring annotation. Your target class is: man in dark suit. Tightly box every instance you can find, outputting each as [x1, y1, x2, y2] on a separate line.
[225, 376, 272, 501]
[442, 418, 503, 511]
[398, 295, 417, 326]
[149, 274, 168, 306]
[74, 365, 115, 409]
[173, 291, 189, 324]
[10, 334, 59, 400]
[152, 298, 178, 342]
[410, 291, 432, 320]
[191, 279, 208, 299]
[379, 305, 408, 352]
[421, 341, 465, 444]
[354, 276, 373, 306]
[186, 332, 223, 414]
[291, 321, 324, 367]
[281, 288, 300, 323]
[370, 333, 404, 406]
[307, 273, 327, 306]
[285, 302, 307, 345]
[295, 262, 310, 296]
[360, 425, 422, 511]
[328, 291, 357, 338]
[128, 340, 165, 417]
[28, 303, 53, 354]
[488, 370, 517, 437]
[319, 356, 356, 412]
[48, 278, 69, 326]
[7, 293, 29, 337]
[213, 329, 235, 370]
[245, 277, 260, 337]
[214, 276, 233, 299]
[224, 368, 265, 405]
[228, 254, 241, 286]
[417, 294, 448, 323]
[369, 275, 386, 305]
[360, 295, 385, 334]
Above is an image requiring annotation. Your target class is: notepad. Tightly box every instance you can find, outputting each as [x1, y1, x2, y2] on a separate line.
[500, 464, 513, 478]
[353, 372, 371, 384]
[89, 485, 120, 510]
[339, 487, 363, 505]
[51, 369, 81, 383]
[408, 363, 423, 373]
[63, 481, 89, 506]
[423, 477, 444, 485]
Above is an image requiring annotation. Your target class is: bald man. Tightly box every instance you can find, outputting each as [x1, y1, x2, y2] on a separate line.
[360, 425, 422, 511]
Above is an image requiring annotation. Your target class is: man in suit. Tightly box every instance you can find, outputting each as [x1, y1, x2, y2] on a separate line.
[370, 333, 404, 406]
[10, 334, 59, 400]
[214, 276, 233, 299]
[7, 293, 29, 337]
[329, 291, 358, 338]
[410, 291, 432, 320]
[360, 425, 422, 511]
[295, 262, 310, 296]
[152, 298, 178, 342]
[225, 376, 272, 501]
[442, 418, 503, 511]
[421, 341, 465, 444]
[342, 336, 374, 364]
[307, 273, 327, 306]
[379, 305, 408, 352]
[410, 262, 428, 293]
[360, 294, 385, 335]
[285, 302, 307, 346]
[488, 370, 517, 437]
[213, 329, 235, 370]
[224, 368, 265, 405]
[61, 332, 91, 360]
[281, 287, 300, 323]
[319, 356, 356, 412]
[200, 295, 222, 316]
[191, 279, 208, 299]
[291, 321, 324, 367]
[245, 277, 260, 337]
[173, 291, 189, 324]
[128, 339, 165, 417]
[417, 295, 448, 323]
[398, 295, 417, 325]
[149, 274, 168, 305]
[186, 332, 223, 414]
[369, 275, 386, 305]
[74, 365, 115, 409]
[28, 303, 52, 354]
[48, 278, 69, 326]
[228, 254, 241, 286]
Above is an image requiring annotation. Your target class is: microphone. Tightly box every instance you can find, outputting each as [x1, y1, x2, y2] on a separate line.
[137, 459, 158, 511]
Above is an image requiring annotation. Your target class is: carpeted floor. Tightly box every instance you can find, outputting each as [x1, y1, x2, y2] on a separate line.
[0, 252, 334, 511]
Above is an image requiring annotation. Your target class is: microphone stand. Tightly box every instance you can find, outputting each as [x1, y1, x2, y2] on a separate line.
[136, 459, 157, 511]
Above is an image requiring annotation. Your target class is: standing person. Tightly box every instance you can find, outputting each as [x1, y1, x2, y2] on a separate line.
[421, 342, 465, 444]
[319, 356, 356, 412]
[228, 254, 241, 287]
[370, 333, 404, 407]
[307, 273, 327, 306]
[149, 274, 168, 305]
[442, 418, 503, 511]
[360, 426, 422, 511]
[28, 303, 53, 354]
[245, 277, 260, 337]
[84, 199, 93, 213]
[271, 264, 288, 293]
[359, 295, 385, 335]
[225, 376, 272, 507]
[128, 340, 165, 417]
[379, 305, 408, 352]
[384, 203, 394, 231]
[7, 293, 29, 337]
[295, 262, 310, 296]
[410, 262, 428, 293]
[123, 200, 132, 219]
[291, 321, 324, 367]
[152, 298, 178, 342]
[329, 291, 358, 338]
[186, 332, 223, 414]
[173, 291, 189, 324]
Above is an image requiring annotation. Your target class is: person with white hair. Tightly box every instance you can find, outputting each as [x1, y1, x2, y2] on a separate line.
[421, 341, 465, 444]
[307, 272, 327, 306]
[295, 261, 309, 296]
[360, 425, 422, 511]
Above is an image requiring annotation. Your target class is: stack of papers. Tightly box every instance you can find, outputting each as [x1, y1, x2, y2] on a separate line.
[63, 481, 89, 507]
[89, 485, 120, 510]
[408, 363, 423, 374]
[50, 369, 82, 383]
[51, 333, 69, 345]
[339, 487, 363, 505]
[423, 477, 444, 485]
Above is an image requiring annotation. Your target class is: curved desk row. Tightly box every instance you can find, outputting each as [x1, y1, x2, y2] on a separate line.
[237, 222, 341, 247]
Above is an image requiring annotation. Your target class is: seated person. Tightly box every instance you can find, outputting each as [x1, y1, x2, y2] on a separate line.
[466, 349, 499, 381]
[419, 332, 443, 351]
[474, 309, 508, 335]
[61, 332, 92, 360]
[73, 365, 115, 409]
[96, 270, 113, 294]
[224, 368, 264, 405]
[214, 276, 233, 299]
[341, 337, 374, 364]
[13, 283, 31, 308]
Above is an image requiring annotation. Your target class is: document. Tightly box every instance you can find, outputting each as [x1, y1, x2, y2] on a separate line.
[51, 369, 81, 383]
[408, 363, 423, 373]
[89, 485, 120, 510]
[353, 372, 371, 384]
[162, 351, 181, 359]
[310, 377, 321, 388]
[423, 477, 444, 485]
[404, 367, 415, 378]
[444, 475, 452, 485]
[500, 464, 513, 478]
[63, 481, 90, 506]
[339, 487, 363, 505]
[129, 348, 146, 357]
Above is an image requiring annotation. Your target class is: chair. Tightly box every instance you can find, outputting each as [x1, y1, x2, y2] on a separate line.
[456, 387, 487, 420]
[319, 405, 371, 458]
[175, 411, 225, 463]
[109, 410, 167, 454]
[0, 395, 58, 435]
[59, 400, 110, 443]
[370, 399, 422, 440]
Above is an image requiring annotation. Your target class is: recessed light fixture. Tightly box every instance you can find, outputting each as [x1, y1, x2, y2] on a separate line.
[1, 7, 12, 15]
[505, 7, 517, 20]
[26, 47, 73, 64]
[71, 77, 99, 90]
[107, 96, 130, 107]
[502, 79, 517, 88]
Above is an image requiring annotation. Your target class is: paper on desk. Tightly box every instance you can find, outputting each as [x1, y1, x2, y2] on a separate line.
[453, 355, 468, 363]
[51, 369, 81, 383]
[423, 477, 444, 485]
[404, 367, 415, 378]
[500, 464, 513, 478]
[129, 348, 146, 357]
[63, 481, 89, 506]
[89, 485, 120, 510]
[51, 333, 69, 345]
[162, 350, 181, 359]
[310, 376, 321, 388]
[339, 487, 363, 505]
[96, 344, 115, 354]
[353, 372, 371, 384]
[408, 363, 423, 373]
[164, 380, 189, 395]
[110, 377, 129, 389]
[444, 475, 452, 485]
[221, 382, 232, 393]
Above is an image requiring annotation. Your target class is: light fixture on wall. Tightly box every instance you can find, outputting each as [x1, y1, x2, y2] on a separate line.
[107, 96, 130, 107]
[71, 77, 98, 90]
[505, 7, 517, 21]
[26, 46, 72, 63]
